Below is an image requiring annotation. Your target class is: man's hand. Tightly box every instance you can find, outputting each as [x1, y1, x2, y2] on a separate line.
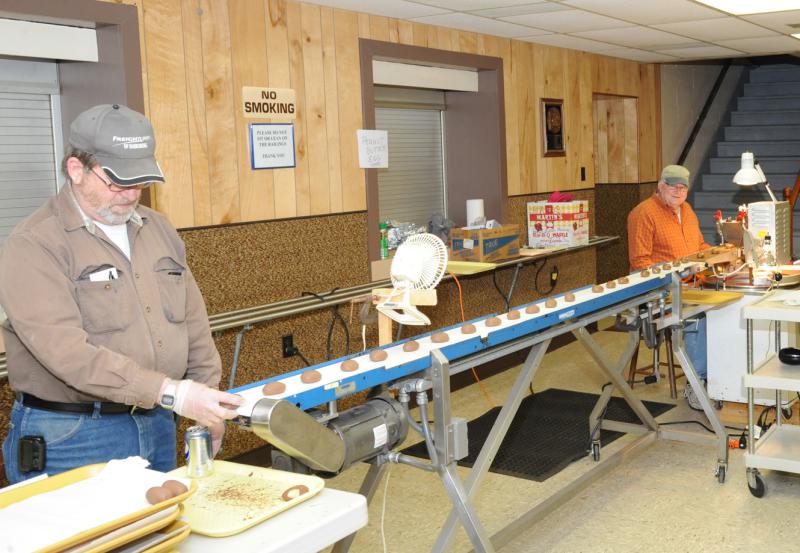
[209, 421, 226, 456]
[171, 379, 244, 427]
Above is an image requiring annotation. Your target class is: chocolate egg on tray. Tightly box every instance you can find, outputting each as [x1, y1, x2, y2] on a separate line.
[262, 381, 286, 396]
[369, 349, 388, 362]
[403, 340, 419, 352]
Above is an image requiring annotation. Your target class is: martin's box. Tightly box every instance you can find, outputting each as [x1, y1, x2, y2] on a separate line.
[450, 225, 520, 262]
[527, 201, 589, 248]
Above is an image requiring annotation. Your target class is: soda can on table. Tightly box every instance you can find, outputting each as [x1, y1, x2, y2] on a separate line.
[184, 425, 214, 478]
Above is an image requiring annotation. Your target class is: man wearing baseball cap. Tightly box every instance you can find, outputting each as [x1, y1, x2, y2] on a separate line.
[0, 104, 242, 483]
[627, 164, 712, 411]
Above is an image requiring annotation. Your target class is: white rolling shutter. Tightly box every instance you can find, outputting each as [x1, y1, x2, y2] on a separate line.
[0, 91, 58, 244]
[376, 107, 446, 227]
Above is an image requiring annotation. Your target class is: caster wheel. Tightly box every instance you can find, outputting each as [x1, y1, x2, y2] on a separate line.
[591, 442, 601, 462]
[714, 400, 724, 411]
[748, 472, 766, 498]
[716, 465, 726, 484]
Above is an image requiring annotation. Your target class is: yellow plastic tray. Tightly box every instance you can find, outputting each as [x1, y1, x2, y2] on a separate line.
[65, 505, 182, 553]
[671, 288, 743, 306]
[0, 463, 196, 553]
[169, 460, 324, 537]
[446, 261, 497, 275]
[106, 520, 190, 553]
[141, 521, 190, 553]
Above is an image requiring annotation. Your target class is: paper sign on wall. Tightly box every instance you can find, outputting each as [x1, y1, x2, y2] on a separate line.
[249, 123, 296, 170]
[242, 87, 296, 120]
[357, 129, 388, 168]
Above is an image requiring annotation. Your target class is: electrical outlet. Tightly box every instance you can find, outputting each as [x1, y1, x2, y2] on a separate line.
[550, 265, 559, 287]
[282, 334, 296, 358]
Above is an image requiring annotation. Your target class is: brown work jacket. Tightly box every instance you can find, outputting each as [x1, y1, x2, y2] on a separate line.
[0, 186, 220, 408]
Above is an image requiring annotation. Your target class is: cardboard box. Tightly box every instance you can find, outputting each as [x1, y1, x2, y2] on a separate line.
[527, 201, 589, 248]
[450, 224, 520, 262]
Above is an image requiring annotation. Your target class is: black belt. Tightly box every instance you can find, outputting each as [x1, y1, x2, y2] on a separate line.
[19, 393, 146, 415]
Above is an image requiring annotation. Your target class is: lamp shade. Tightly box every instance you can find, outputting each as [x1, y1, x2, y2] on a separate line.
[733, 151, 763, 186]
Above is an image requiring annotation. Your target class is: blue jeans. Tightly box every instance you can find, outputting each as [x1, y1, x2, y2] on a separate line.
[2, 400, 177, 484]
[683, 313, 708, 380]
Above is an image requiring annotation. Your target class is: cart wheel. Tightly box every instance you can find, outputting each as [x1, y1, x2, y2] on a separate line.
[782, 406, 792, 419]
[748, 473, 766, 498]
[716, 465, 726, 484]
[591, 442, 601, 462]
[714, 400, 724, 410]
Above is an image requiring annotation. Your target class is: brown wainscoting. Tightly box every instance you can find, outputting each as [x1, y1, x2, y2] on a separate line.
[594, 182, 657, 283]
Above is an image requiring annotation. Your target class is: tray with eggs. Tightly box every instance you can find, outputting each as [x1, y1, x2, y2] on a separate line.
[0, 461, 195, 553]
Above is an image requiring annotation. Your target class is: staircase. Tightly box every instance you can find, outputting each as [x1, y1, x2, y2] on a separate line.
[691, 63, 800, 252]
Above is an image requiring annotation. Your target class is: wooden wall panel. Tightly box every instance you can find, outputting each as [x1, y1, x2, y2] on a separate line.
[300, 4, 331, 215]
[286, 2, 310, 216]
[333, 9, 365, 212]
[229, 0, 273, 221]
[638, 64, 661, 182]
[623, 98, 639, 183]
[200, 0, 240, 224]
[266, 0, 297, 219]
[180, 0, 212, 226]
[141, 0, 193, 227]
[107, 0, 662, 226]
[321, 7, 343, 213]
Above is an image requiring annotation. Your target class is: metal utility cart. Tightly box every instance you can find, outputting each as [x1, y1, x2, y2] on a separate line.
[742, 289, 800, 497]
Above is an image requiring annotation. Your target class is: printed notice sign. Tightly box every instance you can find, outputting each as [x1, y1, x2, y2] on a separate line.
[249, 123, 296, 170]
[242, 87, 296, 120]
[357, 129, 388, 168]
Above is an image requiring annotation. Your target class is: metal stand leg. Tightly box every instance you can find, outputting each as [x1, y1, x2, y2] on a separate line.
[575, 327, 659, 431]
[671, 326, 729, 483]
[430, 349, 495, 553]
[431, 340, 551, 553]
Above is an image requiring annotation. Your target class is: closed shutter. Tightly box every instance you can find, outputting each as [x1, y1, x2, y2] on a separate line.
[0, 92, 58, 244]
[376, 107, 445, 227]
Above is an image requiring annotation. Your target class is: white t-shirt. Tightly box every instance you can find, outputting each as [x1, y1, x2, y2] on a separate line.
[95, 221, 131, 260]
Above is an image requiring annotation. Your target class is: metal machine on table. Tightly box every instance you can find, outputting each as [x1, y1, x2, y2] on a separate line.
[229, 248, 732, 553]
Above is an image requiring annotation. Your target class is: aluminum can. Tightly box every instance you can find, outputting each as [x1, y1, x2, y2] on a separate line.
[184, 425, 214, 477]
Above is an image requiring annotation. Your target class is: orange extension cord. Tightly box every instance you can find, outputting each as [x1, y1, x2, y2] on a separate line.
[448, 271, 496, 408]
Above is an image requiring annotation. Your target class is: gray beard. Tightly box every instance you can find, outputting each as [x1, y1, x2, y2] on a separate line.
[96, 205, 136, 225]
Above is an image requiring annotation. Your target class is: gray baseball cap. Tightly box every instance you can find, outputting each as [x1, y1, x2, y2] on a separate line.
[69, 104, 165, 186]
[660, 165, 690, 188]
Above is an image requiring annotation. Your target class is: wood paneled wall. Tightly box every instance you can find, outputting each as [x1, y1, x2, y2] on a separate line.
[594, 95, 639, 184]
[111, 0, 661, 228]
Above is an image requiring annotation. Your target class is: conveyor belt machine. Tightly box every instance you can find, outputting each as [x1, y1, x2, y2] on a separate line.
[231, 249, 734, 553]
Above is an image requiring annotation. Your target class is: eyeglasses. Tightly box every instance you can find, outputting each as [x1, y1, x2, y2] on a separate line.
[87, 166, 153, 192]
[664, 183, 688, 193]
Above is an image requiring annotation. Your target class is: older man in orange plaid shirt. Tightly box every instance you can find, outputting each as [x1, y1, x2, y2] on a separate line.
[627, 165, 711, 410]
[628, 165, 712, 270]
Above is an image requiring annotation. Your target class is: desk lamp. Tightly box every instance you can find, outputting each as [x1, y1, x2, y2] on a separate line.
[733, 151, 777, 202]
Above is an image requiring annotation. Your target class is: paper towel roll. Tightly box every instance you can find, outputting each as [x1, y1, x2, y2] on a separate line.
[466, 199, 485, 226]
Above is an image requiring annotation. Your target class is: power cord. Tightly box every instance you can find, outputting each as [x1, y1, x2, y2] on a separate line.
[583, 383, 612, 454]
[302, 288, 350, 360]
[533, 258, 558, 295]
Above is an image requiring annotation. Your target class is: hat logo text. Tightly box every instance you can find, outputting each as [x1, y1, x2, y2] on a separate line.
[112, 135, 151, 150]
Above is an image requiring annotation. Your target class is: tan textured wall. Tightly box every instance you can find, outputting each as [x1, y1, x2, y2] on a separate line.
[104, 0, 660, 227]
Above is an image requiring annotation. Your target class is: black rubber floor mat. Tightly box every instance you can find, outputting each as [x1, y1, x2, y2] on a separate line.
[401, 388, 674, 482]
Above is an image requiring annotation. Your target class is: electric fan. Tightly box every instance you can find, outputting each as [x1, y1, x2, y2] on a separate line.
[376, 233, 448, 326]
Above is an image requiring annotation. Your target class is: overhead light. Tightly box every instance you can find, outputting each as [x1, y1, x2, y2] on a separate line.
[695, 0, 800, 15]
[733, 151, 777, 202]
[793, 32, 800, 39]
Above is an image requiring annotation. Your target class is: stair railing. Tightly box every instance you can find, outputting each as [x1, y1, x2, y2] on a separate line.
[677, 60, 732, 167]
